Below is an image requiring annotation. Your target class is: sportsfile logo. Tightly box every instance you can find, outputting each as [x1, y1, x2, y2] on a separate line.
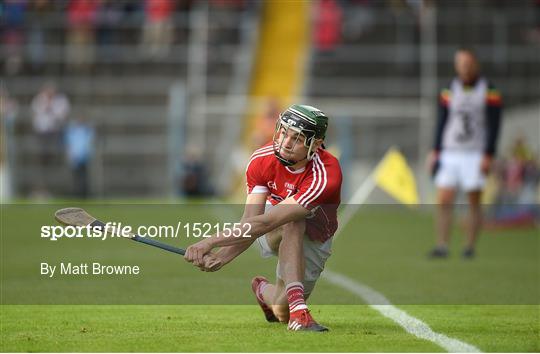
[41, 222, 132, 241]
[41, 222, 253, 241]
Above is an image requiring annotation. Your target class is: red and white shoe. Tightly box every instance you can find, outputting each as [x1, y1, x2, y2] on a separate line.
[288, 309, 328, 332]
[251, 276, 279, 323]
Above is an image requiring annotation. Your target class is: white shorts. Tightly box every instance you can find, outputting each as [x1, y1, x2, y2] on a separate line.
[255, 203, 332, 295]
[435, 150, 485, 192]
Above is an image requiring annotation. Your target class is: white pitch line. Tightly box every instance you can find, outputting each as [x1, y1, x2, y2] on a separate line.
[322, 269, 482, 353]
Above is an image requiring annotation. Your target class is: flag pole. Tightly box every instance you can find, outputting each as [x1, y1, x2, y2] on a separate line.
[335, 146, 400, 238]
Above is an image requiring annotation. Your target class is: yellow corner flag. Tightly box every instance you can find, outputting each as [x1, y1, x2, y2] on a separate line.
[374, 148, 419, 206]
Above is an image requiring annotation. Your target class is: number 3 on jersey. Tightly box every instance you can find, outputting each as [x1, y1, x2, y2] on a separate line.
[456, 110, 473, 142]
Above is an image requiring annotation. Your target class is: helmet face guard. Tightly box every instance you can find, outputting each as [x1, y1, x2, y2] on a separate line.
[273, 119, 317, 166]
[272, 105, 327, 166]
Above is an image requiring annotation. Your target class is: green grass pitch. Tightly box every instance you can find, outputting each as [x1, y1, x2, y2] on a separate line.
[1, 203, 538, 352]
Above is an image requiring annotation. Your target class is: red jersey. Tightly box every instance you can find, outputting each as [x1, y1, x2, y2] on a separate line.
[246, 143, 342, 242]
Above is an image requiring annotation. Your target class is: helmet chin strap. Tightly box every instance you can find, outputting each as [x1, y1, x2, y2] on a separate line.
[274, 151, 306, 167]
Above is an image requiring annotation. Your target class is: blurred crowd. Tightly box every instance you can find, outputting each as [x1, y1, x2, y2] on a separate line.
[312, 0, 540, 54]
[312, 0, 429, 54]
[1, 0, 249, 75]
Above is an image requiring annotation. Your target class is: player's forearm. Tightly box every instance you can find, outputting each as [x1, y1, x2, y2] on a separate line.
[215, 241, 252, 265]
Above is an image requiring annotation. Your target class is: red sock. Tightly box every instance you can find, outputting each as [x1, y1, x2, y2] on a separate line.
[286, 281, 307, 313]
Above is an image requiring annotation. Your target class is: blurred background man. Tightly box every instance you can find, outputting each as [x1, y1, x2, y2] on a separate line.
[30, 81, 70, 197]
[64, 114, 95, 198]
[427, 48, 502, 259]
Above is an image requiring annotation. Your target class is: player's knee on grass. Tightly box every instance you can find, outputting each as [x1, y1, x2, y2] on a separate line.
[271, 281, 289, 323]
[272, 304, 289, 323]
